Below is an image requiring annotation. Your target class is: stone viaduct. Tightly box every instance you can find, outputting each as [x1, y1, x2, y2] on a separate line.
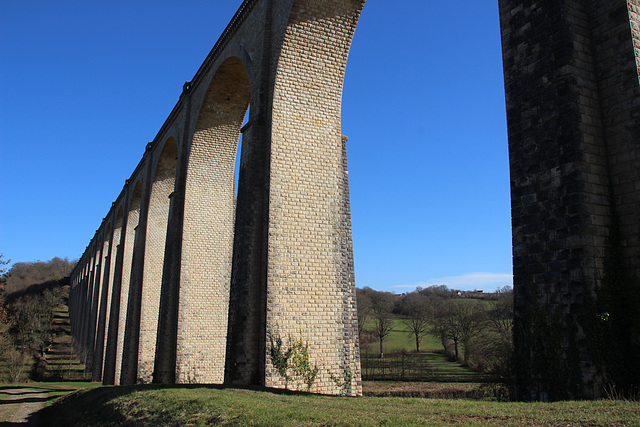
[69, 0, 640, 399]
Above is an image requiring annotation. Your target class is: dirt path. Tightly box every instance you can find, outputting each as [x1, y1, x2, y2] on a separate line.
[0, 388, 49, 426]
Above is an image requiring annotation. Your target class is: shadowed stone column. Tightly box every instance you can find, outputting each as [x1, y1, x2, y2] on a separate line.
[499, 0, 640, 400]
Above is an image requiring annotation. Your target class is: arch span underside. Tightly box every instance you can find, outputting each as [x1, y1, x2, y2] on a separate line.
[69, 0, 639, 399]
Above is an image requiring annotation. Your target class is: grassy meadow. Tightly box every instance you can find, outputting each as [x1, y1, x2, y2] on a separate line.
[5, 313, 638, 426]
[40, 384, 640, 426]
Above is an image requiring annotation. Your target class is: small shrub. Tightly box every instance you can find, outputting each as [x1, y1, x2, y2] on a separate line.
[5, 348, 30, 383]
[290, 338, 319, 391]
[330, 367, 353, 396]
[268, 331, 319, 391]
[604, 382, 640, 402]
[268, 332, 294, 388]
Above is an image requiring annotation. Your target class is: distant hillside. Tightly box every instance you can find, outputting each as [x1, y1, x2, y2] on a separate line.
[3, 257, 75, 296]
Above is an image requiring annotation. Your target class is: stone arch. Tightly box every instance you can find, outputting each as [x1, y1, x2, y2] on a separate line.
[115, 180, 143, 385]
[178, 56, 251, 384]
[137, 138, 178, 382]
[103, 205, 125, 384]
[88, 237, 103, 363]
[92, 222, 113, 382]
[80, 250, 94, 351]
[80, 253, 92, 348]
[65, 0, 639, 399]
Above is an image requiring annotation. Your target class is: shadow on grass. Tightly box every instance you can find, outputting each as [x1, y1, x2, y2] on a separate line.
[38, 383, 316, 426]
[0, 388, 52, 396]
[0, 394, 58, 406]
[0, 388, 60, 427]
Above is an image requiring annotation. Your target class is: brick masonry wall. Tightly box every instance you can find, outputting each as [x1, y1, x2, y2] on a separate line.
[75, 259, 85, 349]
[121, 171, 154, 385]
[267, 0, 365, 395]
[102, 207, 125, 384]
[101, 216, 121, 383]
[630, 1, 640, 79]
[114, 182, 142, 385]
[77, 257, 90, 351]
[590, 0, 640, 395]
[138, 140, 178, 383]
[92, 233, 113, 382]
[151, 130, 187, 384]
[590, 0, 640, 274]
[178, 57, 251, 384]
[89, 241, 104, 369]
[224, 0, 284, 387]
[81, 252, 92, 352]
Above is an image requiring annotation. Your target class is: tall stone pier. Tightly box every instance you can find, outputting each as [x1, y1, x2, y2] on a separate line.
[499, 0, 640, 400]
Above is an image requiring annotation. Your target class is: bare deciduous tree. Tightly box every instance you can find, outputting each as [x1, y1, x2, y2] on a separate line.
[355, 287, 373, 339]
[369, 290, 395, 357]
[0, 254, 9, 276]
[480, 286, 514, 379]
[399, 292, 433, 352]
[5, 348, 29, 383]
[433, 299, 486, 364]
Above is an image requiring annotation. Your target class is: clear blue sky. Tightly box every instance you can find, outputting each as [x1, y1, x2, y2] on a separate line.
[0, 1, 512, 293]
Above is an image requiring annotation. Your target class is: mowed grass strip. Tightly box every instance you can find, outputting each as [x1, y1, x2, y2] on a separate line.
[43, 385, 640, 426]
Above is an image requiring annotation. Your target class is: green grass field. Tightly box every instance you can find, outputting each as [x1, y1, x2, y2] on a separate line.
[361, 351, 486, 383]
[362, 318, 442, 354]
[360, 317, 486, 384]
[387, 318, 442, 352]
[40, 385, 640, 426]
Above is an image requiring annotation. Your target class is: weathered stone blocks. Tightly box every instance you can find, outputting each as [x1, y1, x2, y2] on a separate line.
[500, 0, 640, 400]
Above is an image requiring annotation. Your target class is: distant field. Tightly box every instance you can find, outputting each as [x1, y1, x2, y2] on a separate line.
[360, 317, 485, 384]
[361, 351, 487, 383]
[41, 385, 640, 426]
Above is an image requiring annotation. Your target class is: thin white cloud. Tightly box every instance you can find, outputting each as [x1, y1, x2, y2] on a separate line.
[394, 272, 513, 292]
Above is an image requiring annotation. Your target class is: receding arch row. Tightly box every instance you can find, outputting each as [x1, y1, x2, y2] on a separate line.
[70, 0, 366, 395]
[70, 140, 177, 385]
[69, 53, 258, 384]
[69, 56, 256, 385]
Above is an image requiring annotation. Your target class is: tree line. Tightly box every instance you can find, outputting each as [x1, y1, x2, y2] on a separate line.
[356, 284, 513, 384]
